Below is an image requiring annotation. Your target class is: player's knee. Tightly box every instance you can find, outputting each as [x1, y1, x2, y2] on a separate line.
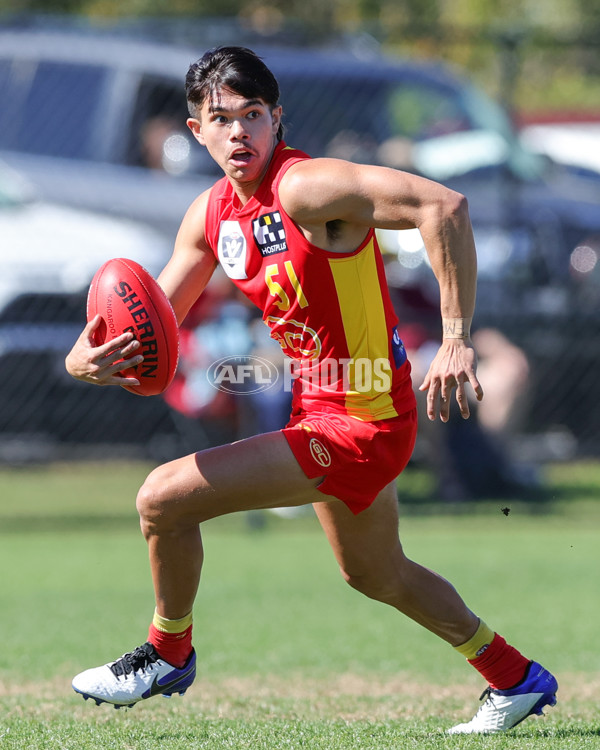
[136, 467, 176, 529]
[341, 566, 400, 604]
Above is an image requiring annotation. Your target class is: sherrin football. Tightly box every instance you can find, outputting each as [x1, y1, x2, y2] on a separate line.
[87, 258, 179, 396]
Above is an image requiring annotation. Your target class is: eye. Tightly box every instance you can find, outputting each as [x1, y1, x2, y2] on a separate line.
[246, 110, 261, 120]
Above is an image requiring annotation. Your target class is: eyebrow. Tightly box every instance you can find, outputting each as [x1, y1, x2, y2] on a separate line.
[208, 98, 264, 114]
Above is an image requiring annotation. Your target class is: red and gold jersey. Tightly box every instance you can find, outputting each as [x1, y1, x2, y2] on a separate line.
[204, 142, 416, 421]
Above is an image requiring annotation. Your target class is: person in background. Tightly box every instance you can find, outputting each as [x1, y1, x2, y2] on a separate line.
[391, 279, 537, 501]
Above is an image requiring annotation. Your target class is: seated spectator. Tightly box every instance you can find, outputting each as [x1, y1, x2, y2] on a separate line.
[391, 282, 539, 501]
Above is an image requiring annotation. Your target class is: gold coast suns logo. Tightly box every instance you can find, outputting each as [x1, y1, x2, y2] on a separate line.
[266, 316, 322, 359]
[309, 438, 331, 468]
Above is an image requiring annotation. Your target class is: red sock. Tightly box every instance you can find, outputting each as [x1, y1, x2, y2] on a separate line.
[148, 623, 193, 668]
[468, 633, 530, 689]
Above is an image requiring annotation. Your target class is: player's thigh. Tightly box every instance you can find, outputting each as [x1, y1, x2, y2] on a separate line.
[139, 430, 325, 522]
[312, 481, 404, 578]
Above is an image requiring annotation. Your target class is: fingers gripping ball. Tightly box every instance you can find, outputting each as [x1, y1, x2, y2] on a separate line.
[87, 258, 179, 396]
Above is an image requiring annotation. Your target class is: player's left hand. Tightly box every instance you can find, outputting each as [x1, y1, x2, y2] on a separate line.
[418, 338, 483, 422]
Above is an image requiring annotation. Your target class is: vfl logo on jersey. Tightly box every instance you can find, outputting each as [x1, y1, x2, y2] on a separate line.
[218, 220, 248, 279]
[253, 212, 288, 257]
[309, 438, 331, 468]
[391, 326, 407, 369]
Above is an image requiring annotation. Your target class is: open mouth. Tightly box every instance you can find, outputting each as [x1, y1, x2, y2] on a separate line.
[230, 149, 254, 164]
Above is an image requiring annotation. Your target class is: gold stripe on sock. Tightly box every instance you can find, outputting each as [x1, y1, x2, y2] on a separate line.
[454, 620, 495, 660]
[152, 609, 193, 634]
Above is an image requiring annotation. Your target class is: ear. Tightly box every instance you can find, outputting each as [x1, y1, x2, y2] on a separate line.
[271, 106, 282, 136]
[187, 117, 205, 146]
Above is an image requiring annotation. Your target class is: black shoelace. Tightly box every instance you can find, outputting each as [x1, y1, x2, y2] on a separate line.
[109, 643, 159, 678]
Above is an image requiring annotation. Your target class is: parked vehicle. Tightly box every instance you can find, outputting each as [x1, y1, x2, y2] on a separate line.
[2, 26, 599, 261]
[520, 119, 600, 178]
[0, 25, 598, 453]
[0, 161, 178, 461]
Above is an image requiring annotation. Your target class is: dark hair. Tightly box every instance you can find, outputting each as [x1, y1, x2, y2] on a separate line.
[185, 46, 283, 141]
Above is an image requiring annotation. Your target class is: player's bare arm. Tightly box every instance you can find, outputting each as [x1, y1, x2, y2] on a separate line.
[157, 189, 218, 326]
[279, 157, 483, 421]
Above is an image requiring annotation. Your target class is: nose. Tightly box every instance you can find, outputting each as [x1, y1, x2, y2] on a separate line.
[229, 118, 249, 140]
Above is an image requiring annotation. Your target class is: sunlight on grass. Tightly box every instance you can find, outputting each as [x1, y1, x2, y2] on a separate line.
[0, 459, 599, 748]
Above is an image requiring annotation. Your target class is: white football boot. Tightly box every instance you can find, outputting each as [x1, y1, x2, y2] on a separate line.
[72, 641, 196, 708]
[448, 661, 558, 734]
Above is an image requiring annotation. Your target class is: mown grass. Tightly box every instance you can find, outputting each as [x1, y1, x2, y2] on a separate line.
[0, 460, 599, 749]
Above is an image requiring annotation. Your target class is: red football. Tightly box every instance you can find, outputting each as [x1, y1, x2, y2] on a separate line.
[87, 258, 179, 396]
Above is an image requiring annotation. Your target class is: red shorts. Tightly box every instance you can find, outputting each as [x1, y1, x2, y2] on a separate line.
[282, 407, 417, 514]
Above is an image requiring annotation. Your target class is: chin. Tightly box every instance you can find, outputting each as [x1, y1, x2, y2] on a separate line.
[228, 165, 261, 182]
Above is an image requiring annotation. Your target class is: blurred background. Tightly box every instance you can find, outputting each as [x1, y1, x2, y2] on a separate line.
[0, 0, 599, 502]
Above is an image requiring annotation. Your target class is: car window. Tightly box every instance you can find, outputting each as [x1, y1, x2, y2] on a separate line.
[275, 73, 473, 170]
[386, 83, 472, 140]
[0, 58, 33, 152]
[276, 75, 387, 163]
[0, 58, 11, 93]
[128, 76, 187, 167]
[0, 59, 108, 159]
[128, 74, 220, 175]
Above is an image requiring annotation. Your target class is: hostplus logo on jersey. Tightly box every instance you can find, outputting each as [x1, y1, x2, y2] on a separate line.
[253, 212, 288, 257]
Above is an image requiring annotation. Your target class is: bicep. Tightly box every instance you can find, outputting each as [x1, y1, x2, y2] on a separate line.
[158, 248, 217, 326]
[281, 158, 451, 231]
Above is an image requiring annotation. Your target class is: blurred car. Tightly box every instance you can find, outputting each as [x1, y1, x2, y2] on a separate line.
[0, 162, 169, 315]
[519, 120, 600, 178]
[0, 25, 599, 451]
[2, 25, 600, 265]
[0, 28, 213, 237]
[0, 161, 180, 460]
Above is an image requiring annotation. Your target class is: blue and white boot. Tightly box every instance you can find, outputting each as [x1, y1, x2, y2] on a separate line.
[72, 641, 196, 708]
[448, 661, 558, 734]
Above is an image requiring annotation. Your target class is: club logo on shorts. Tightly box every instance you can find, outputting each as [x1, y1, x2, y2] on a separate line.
[218, 220, 248, 279]
[253, 212, 288, 257]
[309, 438, 331, 468]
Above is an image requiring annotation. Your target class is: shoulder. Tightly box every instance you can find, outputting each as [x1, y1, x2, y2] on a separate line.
[279, 157, 356, 194]
[278, 157, 361, 221]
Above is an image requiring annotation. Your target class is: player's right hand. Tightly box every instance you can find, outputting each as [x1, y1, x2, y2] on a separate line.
[64, 314, 144, 387]
[418, 337, 483, 422]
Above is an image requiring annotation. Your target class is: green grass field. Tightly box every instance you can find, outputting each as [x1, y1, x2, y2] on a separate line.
[0, 460, 599, 749]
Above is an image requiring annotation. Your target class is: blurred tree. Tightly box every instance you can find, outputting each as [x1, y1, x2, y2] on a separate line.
[2, 0, 84, 10]
[2, 0, 600, 115]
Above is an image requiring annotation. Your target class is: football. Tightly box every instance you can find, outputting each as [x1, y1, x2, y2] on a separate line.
[87, 258, 179, 396]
